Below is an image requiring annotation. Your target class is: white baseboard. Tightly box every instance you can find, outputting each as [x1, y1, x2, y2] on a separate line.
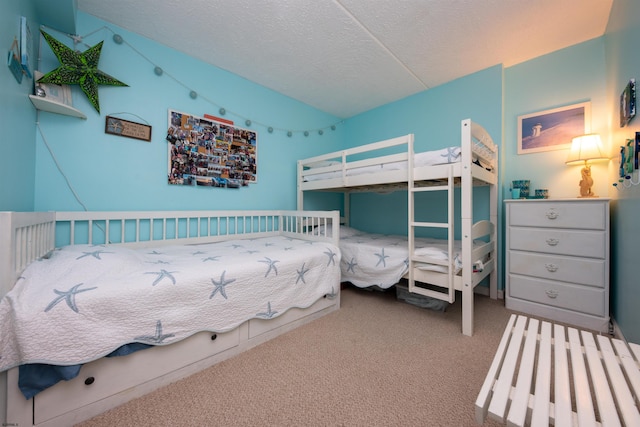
[474, 286, 504, 300]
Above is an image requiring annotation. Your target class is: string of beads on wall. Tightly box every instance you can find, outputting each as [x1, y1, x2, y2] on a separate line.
[613, 174, 640, 190]
[41, 25, 344, 137]
[612, 132, 640, 190]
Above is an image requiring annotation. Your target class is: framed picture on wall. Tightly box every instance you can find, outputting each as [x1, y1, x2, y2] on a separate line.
[620, 78, 636, 127]
[517, 101, 590, 154]
[167, 109, 257, 188]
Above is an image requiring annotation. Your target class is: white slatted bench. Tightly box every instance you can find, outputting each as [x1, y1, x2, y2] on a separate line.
[475, 314, 640, 426]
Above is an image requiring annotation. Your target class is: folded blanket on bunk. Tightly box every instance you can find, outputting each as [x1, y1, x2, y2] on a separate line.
[327, 226, 468, 289]
[0, 236, 341, 378]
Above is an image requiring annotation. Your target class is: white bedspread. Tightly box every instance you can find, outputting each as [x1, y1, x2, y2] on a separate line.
[304, 146, 462, 182]
[337, 227, 464, 289]
[0, 236, 340, 371]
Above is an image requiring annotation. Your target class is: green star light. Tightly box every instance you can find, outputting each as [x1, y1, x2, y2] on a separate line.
[37, 30, 128, 113]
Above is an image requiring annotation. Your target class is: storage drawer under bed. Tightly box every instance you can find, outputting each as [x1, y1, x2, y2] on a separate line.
[32, 329, 240, 424]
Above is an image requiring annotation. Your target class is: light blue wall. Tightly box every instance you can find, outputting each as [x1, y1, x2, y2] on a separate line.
[504, 38, 608, 201]
[3, 0, 638, 346]
[0, 0, 39, 211]
[604, 0, 640, 345]
[31, 12, 344, 212]
[342, 65, 503, 237]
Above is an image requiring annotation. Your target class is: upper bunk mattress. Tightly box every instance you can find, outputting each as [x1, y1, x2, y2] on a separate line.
[0, 235, 340, 372]
[304, 146, 462, 182]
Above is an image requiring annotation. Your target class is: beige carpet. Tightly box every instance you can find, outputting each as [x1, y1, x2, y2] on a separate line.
[77, 286, 513, 427]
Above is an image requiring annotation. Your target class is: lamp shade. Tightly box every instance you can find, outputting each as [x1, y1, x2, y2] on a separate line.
[565, 134, 608, 165]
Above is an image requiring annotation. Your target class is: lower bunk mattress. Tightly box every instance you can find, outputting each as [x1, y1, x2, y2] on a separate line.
[0, 235, 341, 398]
[333, 226, 471, 289]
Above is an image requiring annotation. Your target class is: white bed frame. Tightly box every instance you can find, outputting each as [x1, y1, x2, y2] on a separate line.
[0, 209, 340, 427]
[297, 119, 498, 336]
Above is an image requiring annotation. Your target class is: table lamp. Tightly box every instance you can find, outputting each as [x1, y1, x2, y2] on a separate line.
[565, 134, 608, 197]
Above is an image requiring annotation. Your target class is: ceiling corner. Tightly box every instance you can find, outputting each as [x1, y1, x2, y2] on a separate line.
[35, 0, 78, 34]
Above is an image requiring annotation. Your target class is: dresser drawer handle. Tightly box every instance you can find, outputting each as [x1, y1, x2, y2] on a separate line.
[545, 263, 558, 272]
[545, 238, 559, 246]
[545, 289, 559, 299]
[545, 209, 559, 220]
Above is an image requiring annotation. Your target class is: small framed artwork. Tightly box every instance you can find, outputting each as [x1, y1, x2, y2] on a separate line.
[620, 78, 636, 127]
[20, 16, 32, 79]
[517, 101, 590, 154]
[635, 131, 640, 170]
[105, 116, 152, 142]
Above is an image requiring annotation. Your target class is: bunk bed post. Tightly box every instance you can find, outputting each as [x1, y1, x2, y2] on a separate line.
[344, 193, 350, 227]
[297, 160, 304, 211]
[461, 119, 474, 336]
[489, 167, 498, 300]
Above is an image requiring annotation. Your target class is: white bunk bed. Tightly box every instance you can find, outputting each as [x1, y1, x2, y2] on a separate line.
[297, 119, 498, 336]
[0, 210, 340, 427]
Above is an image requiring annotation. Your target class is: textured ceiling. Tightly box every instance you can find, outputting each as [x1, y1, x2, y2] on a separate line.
[76, 0, 613, 118]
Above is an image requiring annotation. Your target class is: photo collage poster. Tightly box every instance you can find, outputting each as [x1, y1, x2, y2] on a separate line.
[167, 109, 257, 188]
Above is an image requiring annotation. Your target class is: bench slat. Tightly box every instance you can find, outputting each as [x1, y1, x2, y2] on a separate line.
[488, 316, 528, 423]
[475, 314, 518, 424]
[554, 325, 572, 426]
[581, 331, 621, 427]
[611, 339, 640, 422]
[507, 318, 539, 427]
[597, 335, 640, 426]
[629, 342, 640, 362]
[530, 322, 552, 427]
[568, 328, 596, 427]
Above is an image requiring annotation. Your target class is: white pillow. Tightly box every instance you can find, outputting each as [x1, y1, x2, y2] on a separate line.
[339, 225, 359, 237]
[313, 224, 358, 238]
[414, 247, 448, 259]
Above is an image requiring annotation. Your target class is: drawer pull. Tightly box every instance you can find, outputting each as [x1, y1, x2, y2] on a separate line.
[545, 263, 558, 272]
[546, 238, 559, 246]
[545, 209, 559, 219]
[545, 289, 559, 299]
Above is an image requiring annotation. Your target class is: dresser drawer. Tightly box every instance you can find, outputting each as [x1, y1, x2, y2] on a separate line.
[508, 228, 605, 258]
[508, 274, 606, 316]
[509, 251, 606, 288]
[508, 201, 606, 230]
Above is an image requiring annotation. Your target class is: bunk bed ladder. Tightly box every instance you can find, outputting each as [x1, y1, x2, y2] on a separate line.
[407, 139, 456, 304]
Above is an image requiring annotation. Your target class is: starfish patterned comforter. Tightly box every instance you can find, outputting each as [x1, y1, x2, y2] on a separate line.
[336, 226, 467, 289]
[0, 236, 340, 374]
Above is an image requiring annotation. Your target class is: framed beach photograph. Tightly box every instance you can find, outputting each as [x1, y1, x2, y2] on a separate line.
[517, 101, 590, 154]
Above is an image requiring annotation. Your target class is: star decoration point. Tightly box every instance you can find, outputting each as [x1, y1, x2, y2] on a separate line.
[37, 30, 128, 113]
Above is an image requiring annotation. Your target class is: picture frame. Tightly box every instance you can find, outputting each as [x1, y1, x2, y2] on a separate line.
[105, 116, 152, 142]
[517, 101, 590, 155]
[20, 16, 32, 79]
[167, 109, 257, 188]
[619, 78, 636, 127]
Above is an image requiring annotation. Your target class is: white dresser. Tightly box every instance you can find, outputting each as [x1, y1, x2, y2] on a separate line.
[505, 198, 610, 332]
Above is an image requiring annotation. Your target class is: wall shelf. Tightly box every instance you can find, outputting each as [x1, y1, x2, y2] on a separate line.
[29, 95, 86, 119]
